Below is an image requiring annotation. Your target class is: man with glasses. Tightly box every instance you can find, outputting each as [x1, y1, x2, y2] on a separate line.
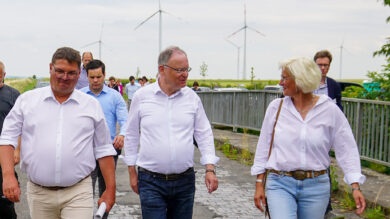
[123, 46, 219, 218]
[81, 59, 127, 219]
[313, 50, 343, 110]
[0, 47, 116, 219]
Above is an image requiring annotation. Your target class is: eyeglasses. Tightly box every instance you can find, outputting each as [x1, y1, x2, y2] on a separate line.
[317, 64, 330, 68]
[164, 65, 192, 73]
[52, 65, 79, 79]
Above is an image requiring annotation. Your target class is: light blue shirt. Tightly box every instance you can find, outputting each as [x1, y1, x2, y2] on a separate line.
[125, 82, 141, 100]
[75, 65, 89, 90]
[81, 85, 128, 141]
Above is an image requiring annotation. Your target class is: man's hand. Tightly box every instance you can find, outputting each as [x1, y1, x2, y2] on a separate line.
[113, 135, 124, 150]
[2, 174, 21, 202]
[98, 188, 115, 212]
[97, 156, 116, 213]
[205, 164, 218, 193]
[351, 184, 366, 215]
[128, 166, 139, 194]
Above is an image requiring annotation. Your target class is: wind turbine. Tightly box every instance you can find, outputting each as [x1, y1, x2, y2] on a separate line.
[134, 0, 182, 54]
[227, 4, 265, 80]
[339, 40, 344, 79]
[226, 38, 241, 80]
[82, 23, 104, 60]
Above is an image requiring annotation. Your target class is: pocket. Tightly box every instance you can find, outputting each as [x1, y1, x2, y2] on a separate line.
[316, 174, 329, 183]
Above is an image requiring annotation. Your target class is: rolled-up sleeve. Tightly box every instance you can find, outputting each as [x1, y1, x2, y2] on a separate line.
[0, 95, 23, 148]
[194, 98, 219, 165]
[123, 93, 141, 166]
[93, 102, 117, 159]
[332, 108, 365, 185]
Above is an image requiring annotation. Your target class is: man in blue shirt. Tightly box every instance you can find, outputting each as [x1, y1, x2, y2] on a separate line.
[75, 52, 93, 89]
[125, 76, 140, 110]
[81, 59, 127, 219]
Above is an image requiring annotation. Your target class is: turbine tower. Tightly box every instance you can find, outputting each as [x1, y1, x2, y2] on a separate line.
[226, 38, 241, 80]
[134, 0, 182, 54]
[227, 4, 265, 79]
[82, 23, 104, 60]
[339, 40, 344, 79]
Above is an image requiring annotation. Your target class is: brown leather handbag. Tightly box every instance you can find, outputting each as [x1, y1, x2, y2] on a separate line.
[263, 98, 284, 218]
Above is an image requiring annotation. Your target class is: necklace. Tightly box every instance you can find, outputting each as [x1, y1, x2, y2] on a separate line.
[297, 96, 316, 114]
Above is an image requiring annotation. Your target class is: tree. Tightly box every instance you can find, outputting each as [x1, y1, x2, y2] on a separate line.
[135, 67, 141, 78]
[250, 67, 256, 84]
[199, 61, 208, 80]
[366, 0, 390, 101]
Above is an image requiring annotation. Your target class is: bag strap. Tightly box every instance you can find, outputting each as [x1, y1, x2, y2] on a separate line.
[267, 98, 284, 159]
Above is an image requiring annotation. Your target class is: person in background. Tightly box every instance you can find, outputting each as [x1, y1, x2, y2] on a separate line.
[75, 51, 93, 89]
[192, 81, 201, 92]
[0, 61, 20, 219]
[0, 47, 117, 219]
[138, 77, 145, 87]
[116, 79, 123, 95]
[125, 76, 140, 111]
[108, 76, 119, 92]
[148, 78, 154, 84]
[252, 57, 365, 218]
[142, 76, 149, 86]
[313, 50, 343, 111]
[124, 46, 219, 218]
[81, 59, 127, 219]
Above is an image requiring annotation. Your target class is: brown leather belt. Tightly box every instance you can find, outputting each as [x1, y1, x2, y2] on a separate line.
[269, 169, 327, 181]
[31, 174, 90, 191]
[138, 167, 194, 181]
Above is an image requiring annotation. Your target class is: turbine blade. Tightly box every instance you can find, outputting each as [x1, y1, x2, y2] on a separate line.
[248, 26, 266, 37]
[134, 11, 159, 30]
[225, 38, 240, 48]
[227, 27, 245, 38]
[100, 23, 104, 41]
[81, 41, 99, 48]
[162, 10, 185, 22]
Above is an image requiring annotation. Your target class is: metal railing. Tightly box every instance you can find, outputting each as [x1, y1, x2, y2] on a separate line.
[198, 91, 390, 166]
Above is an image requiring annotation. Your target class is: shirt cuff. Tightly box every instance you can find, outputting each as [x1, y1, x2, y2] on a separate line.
[0, 138, 18, 149]
[94, 144, 117, 159]
[200, 154, 219, 166]
[122, 154, 138, 166]
[250, 166, 266, 176]
[343, 172, 366, 185]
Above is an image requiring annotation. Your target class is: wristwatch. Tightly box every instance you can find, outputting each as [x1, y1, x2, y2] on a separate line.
[205, 169, 216, 174]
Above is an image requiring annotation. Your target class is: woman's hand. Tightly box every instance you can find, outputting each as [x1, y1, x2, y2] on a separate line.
[254, 181, 267, 212]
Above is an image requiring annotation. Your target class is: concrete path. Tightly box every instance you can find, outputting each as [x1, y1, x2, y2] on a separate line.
[213, 128, 390, 218]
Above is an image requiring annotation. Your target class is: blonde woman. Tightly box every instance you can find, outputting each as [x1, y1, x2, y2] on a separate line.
[252, 57, 366, 218]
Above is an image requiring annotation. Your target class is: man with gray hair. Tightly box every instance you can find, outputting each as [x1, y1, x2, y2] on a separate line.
[124, 46, 219, 218]
[0, 61, 20, 219]
[75, 51, 93, 89]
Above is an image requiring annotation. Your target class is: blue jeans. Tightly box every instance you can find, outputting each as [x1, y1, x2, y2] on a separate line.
[266, 172, 330, 219]
[138, 170, 195, 219]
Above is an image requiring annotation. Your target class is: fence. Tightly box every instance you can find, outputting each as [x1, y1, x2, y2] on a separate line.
[197, 91, 390, 167]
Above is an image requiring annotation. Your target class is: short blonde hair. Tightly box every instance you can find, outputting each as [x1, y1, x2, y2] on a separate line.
[279, 57, 321, 93]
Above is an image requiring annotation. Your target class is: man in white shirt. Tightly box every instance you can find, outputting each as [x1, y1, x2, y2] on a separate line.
[125, 75, 140, 110]
[0, 47, 116, 219]
[123, 46, 219, 218]
[75, 51, 93, 89]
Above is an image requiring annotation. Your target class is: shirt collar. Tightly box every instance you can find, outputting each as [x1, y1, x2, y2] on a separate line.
[85, 85, 108, 96]
[43, 86, 81, 104]
[152, 79, 183, 97]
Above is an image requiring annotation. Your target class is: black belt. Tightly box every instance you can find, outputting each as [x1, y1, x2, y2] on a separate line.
[30, 174, 90, 191]
[138, 167, 194, 181]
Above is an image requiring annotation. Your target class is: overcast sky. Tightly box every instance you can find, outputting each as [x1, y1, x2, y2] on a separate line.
[0, 0, 389, 80]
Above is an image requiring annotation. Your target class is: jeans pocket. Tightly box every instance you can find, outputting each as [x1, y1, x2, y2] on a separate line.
[316, 174, 330, 183]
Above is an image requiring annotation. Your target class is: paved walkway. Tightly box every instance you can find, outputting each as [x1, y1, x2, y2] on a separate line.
[213, 128, 390, 218]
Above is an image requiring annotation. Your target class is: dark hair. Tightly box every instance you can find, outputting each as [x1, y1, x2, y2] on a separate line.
[109, 76, 116, 81]
[193, 81, 199, 87]
[129, 76, 135, 81]
[86, 59, 105, 75]
[52, 47, 81, 67]
[142, 76, 148, 81]
[313, 50, 332, 63]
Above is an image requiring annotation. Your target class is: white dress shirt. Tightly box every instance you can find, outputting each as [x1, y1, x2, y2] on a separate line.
[123, 81, 219, 174]
[0, 86, 116, 187]
[251, 95, 365, 185]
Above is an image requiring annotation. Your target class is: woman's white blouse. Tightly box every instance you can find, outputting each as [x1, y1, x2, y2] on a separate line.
[251, 95, 365, 185]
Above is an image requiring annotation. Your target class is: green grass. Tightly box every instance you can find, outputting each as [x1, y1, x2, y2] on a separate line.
[5, 78, 37, 93]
